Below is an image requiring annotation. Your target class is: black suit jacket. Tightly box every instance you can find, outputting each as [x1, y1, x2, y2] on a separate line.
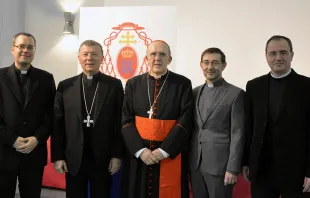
[244, 69, 310, 190]
[0, 64, 56, 170]
[51, 72, 124, 176]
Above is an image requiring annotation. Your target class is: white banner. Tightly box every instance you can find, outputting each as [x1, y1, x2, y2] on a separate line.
[79, 6, 177, 86]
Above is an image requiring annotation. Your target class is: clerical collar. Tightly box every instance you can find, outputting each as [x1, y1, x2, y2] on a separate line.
[15, 65, 31, 75]
[206, 78, 224, 88]
[82, 72, 100, 81]
[149, 70, 168, 80]
[270, 69, 291, 79]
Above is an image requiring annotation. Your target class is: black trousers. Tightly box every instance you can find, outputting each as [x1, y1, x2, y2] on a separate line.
[252, 165, 310, 198]
[65, 153, 111, 198]
[252, 182, 310, 198]
[0, 164, 44, 198]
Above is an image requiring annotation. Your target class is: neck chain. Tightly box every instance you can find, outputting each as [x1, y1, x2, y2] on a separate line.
[147, 70, 169, 119]
[82, 78, 99, 127]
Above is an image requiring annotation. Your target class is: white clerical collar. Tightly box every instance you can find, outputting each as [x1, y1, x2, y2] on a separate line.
[206, 78, 223, 88]
[149, 70, 168, 79]
[86, 75, 93, 80]
[270, 69, 291, 79]
[21, 70, 27, 74]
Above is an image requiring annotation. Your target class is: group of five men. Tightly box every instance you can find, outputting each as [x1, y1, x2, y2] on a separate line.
[0, 32, 310, 198]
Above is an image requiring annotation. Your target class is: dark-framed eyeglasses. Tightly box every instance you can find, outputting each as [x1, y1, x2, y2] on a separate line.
[202, 61, 222, 67]
[13, 45, 36, 52]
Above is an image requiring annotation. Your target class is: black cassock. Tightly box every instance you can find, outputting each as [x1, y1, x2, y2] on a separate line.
[121, 71, 193, 198]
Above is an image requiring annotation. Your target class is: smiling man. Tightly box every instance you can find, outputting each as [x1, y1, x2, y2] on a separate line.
[189, 47, 245, 198]
[243, 35, 310, 198]
[0, 32, 56, 198]
[51, 40, 124, 198]
[121, 40, 193, 198]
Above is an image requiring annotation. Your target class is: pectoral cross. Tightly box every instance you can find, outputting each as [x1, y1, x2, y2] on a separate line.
[147, 108, 153, 119]
[83, 115, 94, 127]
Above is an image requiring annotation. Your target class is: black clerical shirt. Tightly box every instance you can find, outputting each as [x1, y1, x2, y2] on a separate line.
[80, 72, 101, 164]
[15, 65, 31, 104]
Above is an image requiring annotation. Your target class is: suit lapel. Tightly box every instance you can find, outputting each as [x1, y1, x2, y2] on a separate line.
[195, 84, 205, 126]
[93, 73, 108, 125]
[261, 74, 269, 122]
[4, 65, 24, 106]
[202, 80, 229, 126]
[25, 67, 39, 106]
[72, 74, 83, 122]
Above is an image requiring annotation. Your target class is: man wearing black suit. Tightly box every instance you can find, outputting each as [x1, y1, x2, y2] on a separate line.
[51, 40, 124, 198]
[242, 35, 310, 198]
[0, 32, 56, 198]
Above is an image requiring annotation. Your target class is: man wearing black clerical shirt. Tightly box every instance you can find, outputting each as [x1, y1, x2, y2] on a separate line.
[243, 35, 310, 198]
[51, 40, 124, 198]
[121, 40, 193, 198]
[0, 32, 56, 198]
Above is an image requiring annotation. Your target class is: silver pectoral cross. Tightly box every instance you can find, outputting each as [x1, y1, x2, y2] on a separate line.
[83, 115, 94, 127]
[147, 108, 153, 119]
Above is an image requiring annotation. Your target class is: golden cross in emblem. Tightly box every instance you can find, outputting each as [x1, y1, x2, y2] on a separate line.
[119, 32, 137, 46]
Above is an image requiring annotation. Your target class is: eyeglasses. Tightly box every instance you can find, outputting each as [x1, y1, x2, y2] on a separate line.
[267, 51, 291, 58]
[13, 45, 36, 52]
[202, 61, 223, 67]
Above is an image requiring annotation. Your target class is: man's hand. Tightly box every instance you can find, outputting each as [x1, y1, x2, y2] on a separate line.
[13, 137, 27, 148]
[54, 160, 68, 174]
[224, 171, 238, 186]
[140, 149, 159, 165]
[242, 166, 250, 182]
[109, 158, 122, 175]
[303, 177, 310, 192]
[152, 149, 165, 161]
[15, 136, 38, 154]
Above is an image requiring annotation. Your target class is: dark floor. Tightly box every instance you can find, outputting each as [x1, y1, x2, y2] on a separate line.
[15, 187, 65, 198]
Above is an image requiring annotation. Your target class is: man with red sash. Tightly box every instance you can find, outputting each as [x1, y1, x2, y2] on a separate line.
[121, 40, 193, 198]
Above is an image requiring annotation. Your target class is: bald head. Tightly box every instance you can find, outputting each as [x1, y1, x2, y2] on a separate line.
[147, 40, 171, 57]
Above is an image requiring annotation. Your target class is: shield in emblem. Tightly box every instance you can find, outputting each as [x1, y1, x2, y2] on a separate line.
[116, 46, 138, 80]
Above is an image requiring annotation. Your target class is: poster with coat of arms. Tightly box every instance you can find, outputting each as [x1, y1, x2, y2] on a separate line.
[79, 6, 177, 86]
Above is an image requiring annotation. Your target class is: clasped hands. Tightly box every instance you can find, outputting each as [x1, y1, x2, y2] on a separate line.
[13, 136, 38, 154]
[140, 148, 165, 166]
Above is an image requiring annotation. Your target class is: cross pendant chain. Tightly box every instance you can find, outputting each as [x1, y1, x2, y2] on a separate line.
[147, 107, 153, 119]
[83, 115, 94, 127]
[147, 71, 169, 119]
[82, 78, 99, 127]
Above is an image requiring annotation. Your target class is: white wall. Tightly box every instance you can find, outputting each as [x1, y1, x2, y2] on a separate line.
[9, 0, 310, 88]
[0, 0, 25, 68]
[104, 0, 310, 88]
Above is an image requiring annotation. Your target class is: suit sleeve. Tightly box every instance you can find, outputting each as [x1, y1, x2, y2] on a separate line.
[243, 82, 253, 166]
[111, 80, 125, 158]
[0, 73, 18, 146]
[226, 90, 245, 173]
[0, 116, 18, 146]
[51, 82, 66, 162]
[33, 74, 56, 144]
[159, 80, 193, 159]
[121, 80, 146, 156]
[307, 82, 310, 177]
